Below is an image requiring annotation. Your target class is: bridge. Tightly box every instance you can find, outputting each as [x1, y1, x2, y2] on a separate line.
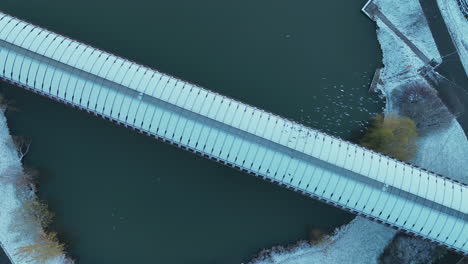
[0, 12, 466, 254]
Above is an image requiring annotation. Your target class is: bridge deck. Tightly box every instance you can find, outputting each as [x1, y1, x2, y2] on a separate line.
[0, 12, 466, 254]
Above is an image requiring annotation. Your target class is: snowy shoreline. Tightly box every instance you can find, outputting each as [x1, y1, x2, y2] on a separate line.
[0, 108, 70, 264]
[249, 0, 468, 263]
[0, 240, 14, 263]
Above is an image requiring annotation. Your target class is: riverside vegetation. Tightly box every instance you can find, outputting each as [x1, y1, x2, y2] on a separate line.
[360, 82, 454, 163]
[0, 95, 72, 263]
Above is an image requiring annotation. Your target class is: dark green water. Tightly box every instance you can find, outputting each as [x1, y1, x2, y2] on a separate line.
[1, 0, 384, 263]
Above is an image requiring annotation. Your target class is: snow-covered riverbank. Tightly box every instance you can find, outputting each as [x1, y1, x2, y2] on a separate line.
[0, 108, 30, 264]
[0, 109, 69, 264]
[249, 217, 396, 264]
[249, 0, 468, 263]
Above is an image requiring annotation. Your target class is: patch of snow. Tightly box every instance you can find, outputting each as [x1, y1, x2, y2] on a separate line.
[413, 120, 468, 183]
[0, 109, 69, 264]
[249, 217, 396, 264]
[374, 0, 442, 63]
[375, 22, 428, 113]
[437, 0, 468, 75]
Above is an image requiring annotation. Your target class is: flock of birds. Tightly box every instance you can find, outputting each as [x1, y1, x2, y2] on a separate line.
[294, 73, 385, 139]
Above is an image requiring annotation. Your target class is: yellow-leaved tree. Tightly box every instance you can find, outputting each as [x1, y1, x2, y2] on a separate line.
[359, 114, 418, 161]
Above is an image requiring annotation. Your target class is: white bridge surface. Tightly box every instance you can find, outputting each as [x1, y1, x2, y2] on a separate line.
[0, 12, 466, 254]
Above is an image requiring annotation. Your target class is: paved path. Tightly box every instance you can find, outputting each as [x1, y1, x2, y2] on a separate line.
[363, 2, 431, 64]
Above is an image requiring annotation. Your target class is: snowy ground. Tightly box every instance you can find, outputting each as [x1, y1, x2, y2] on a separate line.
[437, 0, 468, 75]
[374, 0, 442, 63]
[373, 0, 441, 106]
[413, 120, 468, 183]
[249, 0, 468, 263]
[0, 109, 68, 264]
[249, 217, 396, 264]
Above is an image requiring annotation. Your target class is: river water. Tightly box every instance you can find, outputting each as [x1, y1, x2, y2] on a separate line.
[1, 0, 384, 263]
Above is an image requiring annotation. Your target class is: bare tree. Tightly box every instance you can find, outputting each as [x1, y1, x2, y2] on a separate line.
[0, 164, 21, 184]
[15, 169, 38, 200]
[15, 168, 38, 189]
[0, 166, 36, 199]
[9, 200, 54, 240]
[309, 228, 328, 245]
[391, 82, 454, 134]
[12, 136, 31, 160]
[379, 234, 446, 264]
[9, 198, 70, 262]
[0, 93, 19, 113]
[63, 257, 76, 264]
[15, 232, 65, 262]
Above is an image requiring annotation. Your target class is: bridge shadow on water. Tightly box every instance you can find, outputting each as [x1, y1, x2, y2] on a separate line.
[419, 0, 468, 136]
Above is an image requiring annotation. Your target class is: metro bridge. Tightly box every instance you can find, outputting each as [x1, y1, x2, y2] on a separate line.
[0, 12, 466, 254]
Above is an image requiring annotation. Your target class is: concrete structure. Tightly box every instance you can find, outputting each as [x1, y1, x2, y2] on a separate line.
[0, 12, 466, 254]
